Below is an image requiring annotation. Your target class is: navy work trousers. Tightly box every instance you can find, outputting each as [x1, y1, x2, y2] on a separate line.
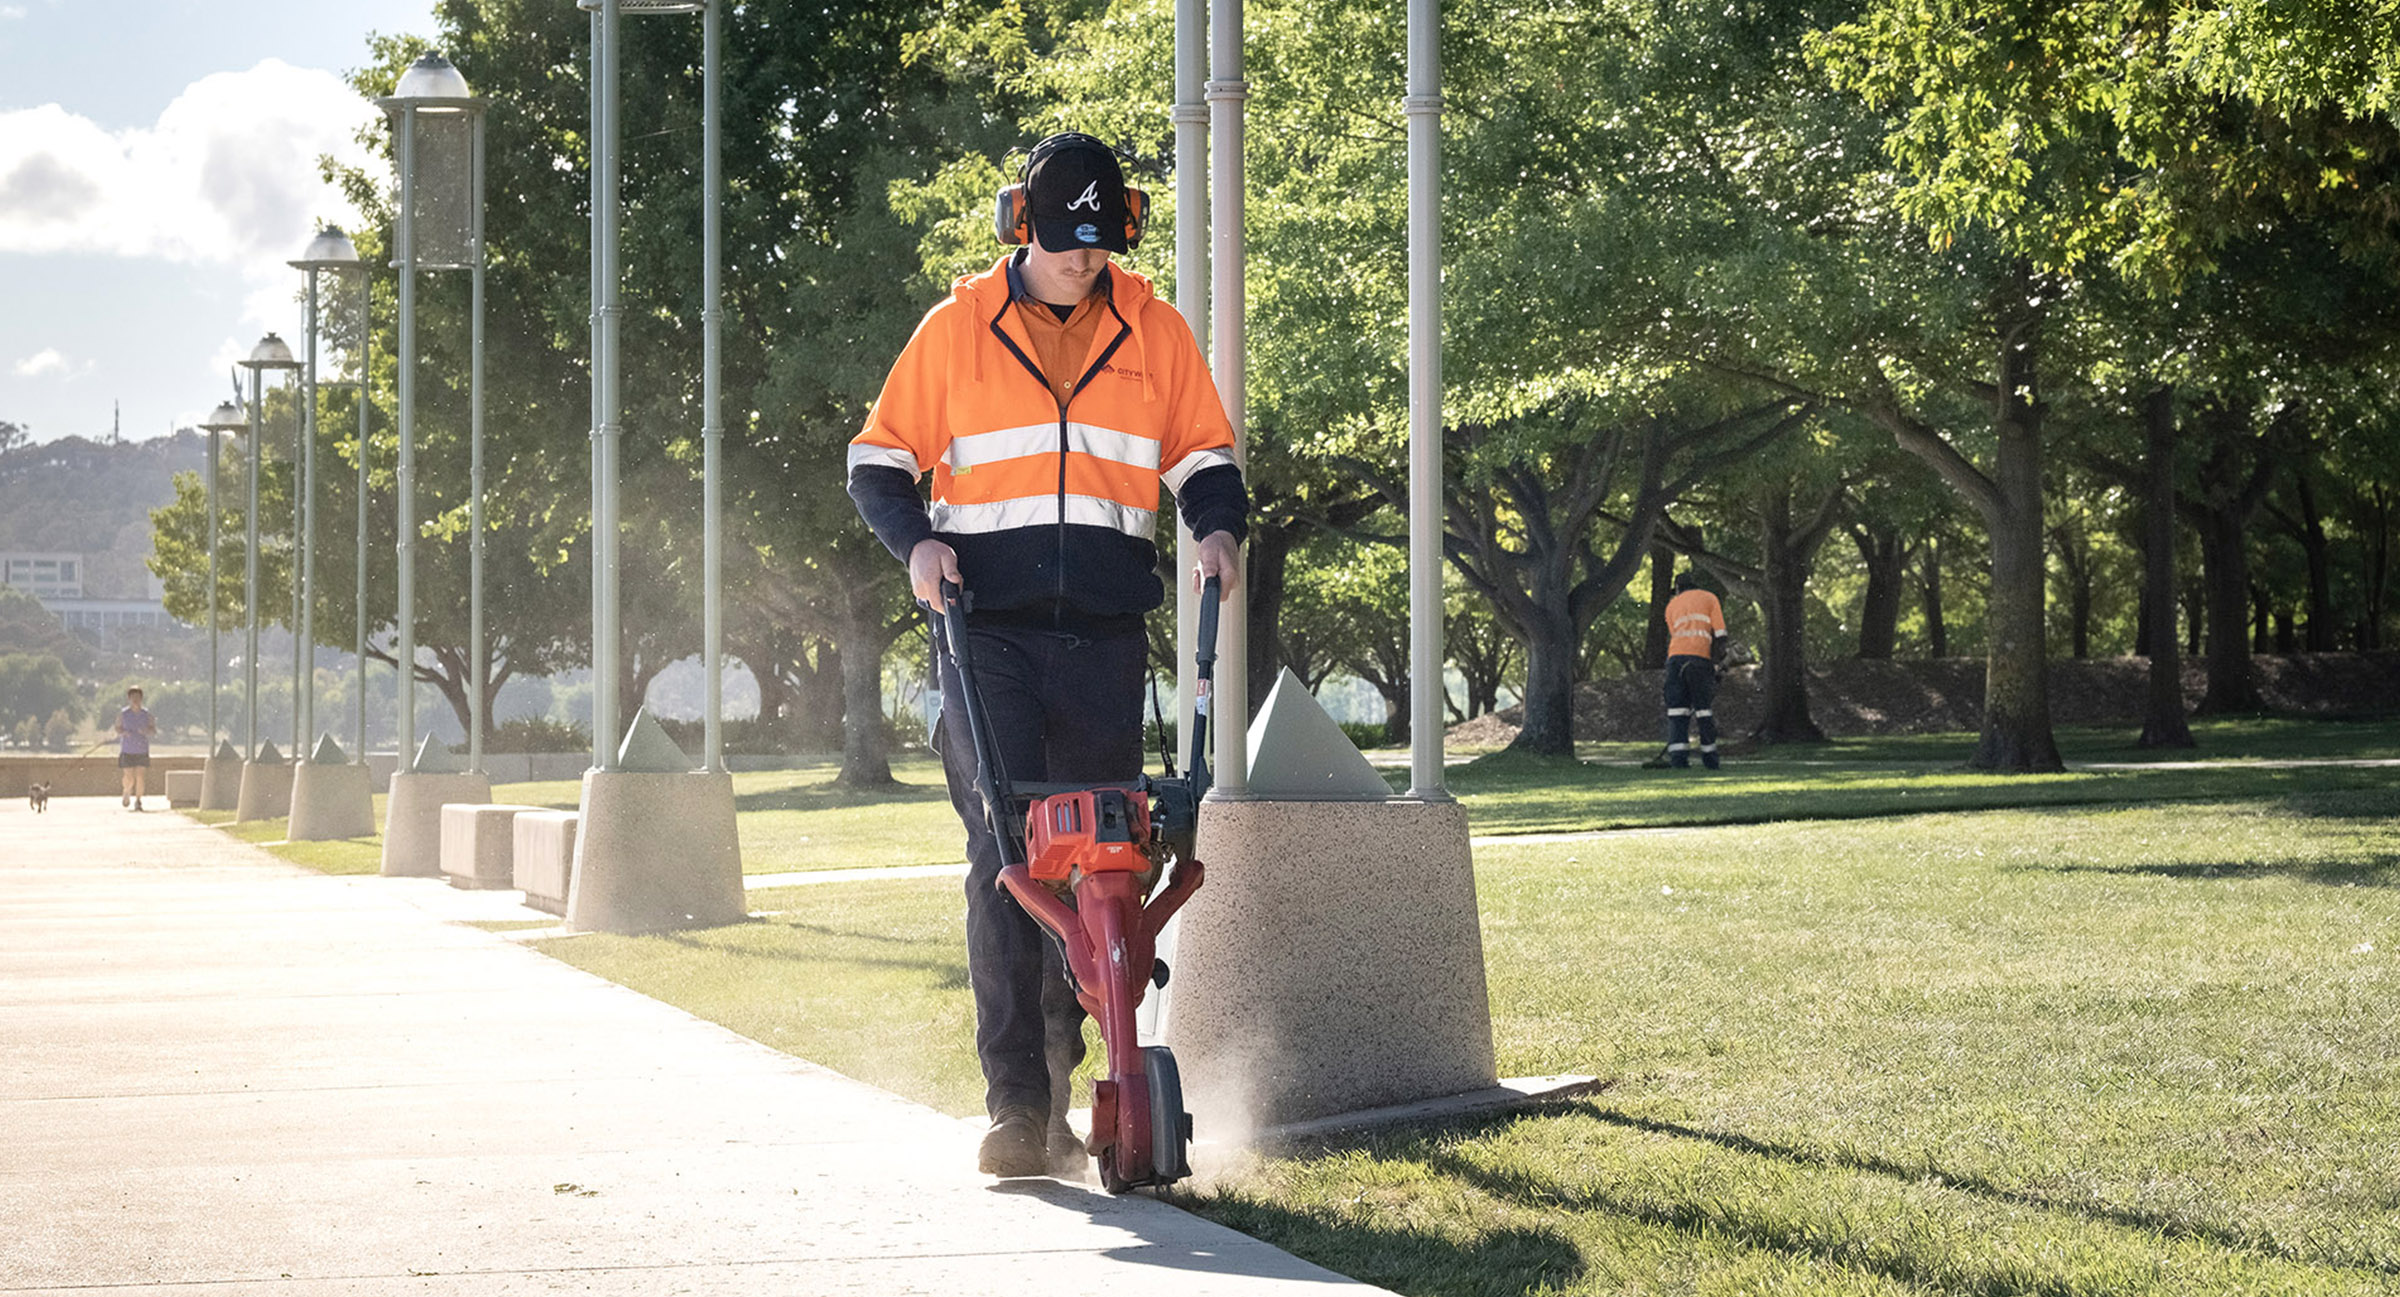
[1664, 654, 1720, 768]
[935, 619, 1148, 1120]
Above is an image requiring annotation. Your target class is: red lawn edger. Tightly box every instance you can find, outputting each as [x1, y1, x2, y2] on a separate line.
[934, 576, 1219, 1193]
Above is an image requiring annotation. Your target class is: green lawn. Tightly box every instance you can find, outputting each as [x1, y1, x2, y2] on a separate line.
[181, 717, 2400, 1295]
[1193, 793, 2400, 1296]
[515, 744, 2399, 1296]
[1436, 718, 2400, 835]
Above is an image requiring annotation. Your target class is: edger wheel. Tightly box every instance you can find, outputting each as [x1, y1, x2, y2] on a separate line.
[1145, 1045, 1191, 1184]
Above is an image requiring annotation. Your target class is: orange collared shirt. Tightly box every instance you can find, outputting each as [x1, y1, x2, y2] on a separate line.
[1664, 588, 1725, 658]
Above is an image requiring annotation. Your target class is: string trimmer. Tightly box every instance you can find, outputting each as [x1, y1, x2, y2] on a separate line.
[935, 577, 1219, 1193]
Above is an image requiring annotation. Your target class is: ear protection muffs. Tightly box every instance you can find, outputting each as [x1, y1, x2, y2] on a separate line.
[993, 136, 1149, 250]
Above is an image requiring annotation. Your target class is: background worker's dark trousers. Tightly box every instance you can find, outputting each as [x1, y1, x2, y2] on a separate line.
[935, 620, 1147, 1120]
[1664, 654, 1721, 769]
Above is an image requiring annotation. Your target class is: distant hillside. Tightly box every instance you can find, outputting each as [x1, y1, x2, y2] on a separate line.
[0, 432, 203, 598]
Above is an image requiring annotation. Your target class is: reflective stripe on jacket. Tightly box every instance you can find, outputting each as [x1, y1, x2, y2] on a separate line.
[1664, 589, 1726, 659]
[848, 253, 1244, 617]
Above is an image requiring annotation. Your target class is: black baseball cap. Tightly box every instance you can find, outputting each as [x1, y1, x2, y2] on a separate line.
[1024, 133, 1130, 254]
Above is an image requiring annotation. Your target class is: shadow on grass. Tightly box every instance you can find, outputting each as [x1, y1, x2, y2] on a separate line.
[733, 779, 949, 814]
[656, 926, 970, 989]
[1187, 1196, 1585, 1297]
[2032, 857, 2400, 887]
[1362, 1101, 2393, 1283]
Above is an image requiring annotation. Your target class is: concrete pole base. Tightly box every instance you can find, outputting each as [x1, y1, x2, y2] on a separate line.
[1164, 797, 1496, 1135]
[288, 763, 376, 840]
[380, 772, 494, 877]
[233, 761, 295, 823]
[566, 769, 744, 934]
[198, 754, 242, 811]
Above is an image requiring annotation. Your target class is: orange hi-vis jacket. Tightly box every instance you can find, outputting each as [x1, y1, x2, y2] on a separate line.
[1664, 588, 1726, 659]
[847, 253, 1247, 619]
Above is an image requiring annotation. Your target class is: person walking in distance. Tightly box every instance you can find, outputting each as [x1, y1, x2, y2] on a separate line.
[113, 685, 157, 810]
[846, 132, 1248, 1178]
[1662, 572, 1726, 770]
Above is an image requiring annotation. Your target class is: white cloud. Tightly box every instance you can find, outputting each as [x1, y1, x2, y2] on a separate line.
[0, 59, 378, 313]
[14, 347, 68, 377]
[0, 6, 27, 19]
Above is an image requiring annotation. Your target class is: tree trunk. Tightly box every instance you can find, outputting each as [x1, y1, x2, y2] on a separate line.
[1511, 612, 1577, 755]
[832, 589, 894, 788]
[1852, 523, 1904, 660]
[1642, 542, 1674, 669]
[2054, 525, 2093, 658]
[2251, 584, 2271, 654]
[2295, 471, 2335, 651]
[2368, 487, 2393, 650]
[1244, 519, 1294, 716]
[1375, 679, 1410, 748]
[1967, 289, 2062, 773]
[2136, 387, 2192, 748]
[2195, 509, 2265, 713]
[1922, 537, 1947, 657]
[1754, 488, 1827, 744]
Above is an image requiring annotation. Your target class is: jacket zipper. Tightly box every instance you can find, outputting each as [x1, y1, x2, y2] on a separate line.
[986, 298, 1136, 619]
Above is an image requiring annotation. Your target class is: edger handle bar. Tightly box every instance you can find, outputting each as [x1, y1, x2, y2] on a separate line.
[1189, 575, 1220, 801]
[934, 579, 1026, 870]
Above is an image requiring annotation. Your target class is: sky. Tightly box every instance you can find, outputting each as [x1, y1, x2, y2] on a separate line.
[0, 0, 439, 444]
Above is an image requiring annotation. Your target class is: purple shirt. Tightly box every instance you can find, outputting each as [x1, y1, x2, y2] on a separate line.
[116, 706, 155, 756]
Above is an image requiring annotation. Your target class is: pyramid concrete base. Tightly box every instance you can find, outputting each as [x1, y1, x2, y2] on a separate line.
[233, 760, 294, 823]
[566, 770, 744, 934]
[380, 772, 494, 877]
[1163, 797, 1496, 1136]
[198, 754, 242, 811]
[289, 763, 376, 841]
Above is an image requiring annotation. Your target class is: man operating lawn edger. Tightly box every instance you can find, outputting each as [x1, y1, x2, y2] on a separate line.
[847, 132, 1248, 1179]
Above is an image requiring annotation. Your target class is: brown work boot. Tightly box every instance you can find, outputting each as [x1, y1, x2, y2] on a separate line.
[1046, 1116, 1088, 1179]
[978, 1105, 1047, 1178]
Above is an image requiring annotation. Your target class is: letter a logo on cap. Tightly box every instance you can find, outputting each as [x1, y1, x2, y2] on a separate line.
[1068, 181, 1102, 212]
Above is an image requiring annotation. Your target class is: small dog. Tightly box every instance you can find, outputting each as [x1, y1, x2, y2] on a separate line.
[29, 781, 50, 813]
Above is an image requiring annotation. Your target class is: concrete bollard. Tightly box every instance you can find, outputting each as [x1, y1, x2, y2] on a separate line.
[234, 742, 294, 823]
[1163, 797, 1496, 1134]
[198, 740, 243, 811]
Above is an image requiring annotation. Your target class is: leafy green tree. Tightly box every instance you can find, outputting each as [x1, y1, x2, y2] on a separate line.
[0, 586, 89, 671]
[0, 653, 77, 737]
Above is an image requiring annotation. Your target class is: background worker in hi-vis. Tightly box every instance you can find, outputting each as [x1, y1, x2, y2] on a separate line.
[1662, 571, 1727, 769]
[846, 132, 1248, 1178]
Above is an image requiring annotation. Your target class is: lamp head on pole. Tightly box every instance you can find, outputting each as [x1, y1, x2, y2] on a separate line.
[238, 333, 302, 373]
[376, 52, 486, 273]
[385, 52, 478, 106]
[575, 0, 708, 12]
[198, 401, 248, 433]
[290, 225, 363, 273]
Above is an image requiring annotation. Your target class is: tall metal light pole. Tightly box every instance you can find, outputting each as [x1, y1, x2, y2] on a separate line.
[198, 400, 248, 747]
[565, 0, 748, 936]
[1208, 0, 1250, 794]
[238, 335, 300, 760]
[1406, 0, 1448, 798]
[377, 54, 486, 770]
[291, 227, 362, 757]
[579, 0, 723, 771]
[1173, 0, 1209, 747]
[353, 276, 373, 761]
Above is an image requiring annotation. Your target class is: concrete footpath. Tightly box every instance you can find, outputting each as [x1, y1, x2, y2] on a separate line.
[0, 798, 1387, 1295]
